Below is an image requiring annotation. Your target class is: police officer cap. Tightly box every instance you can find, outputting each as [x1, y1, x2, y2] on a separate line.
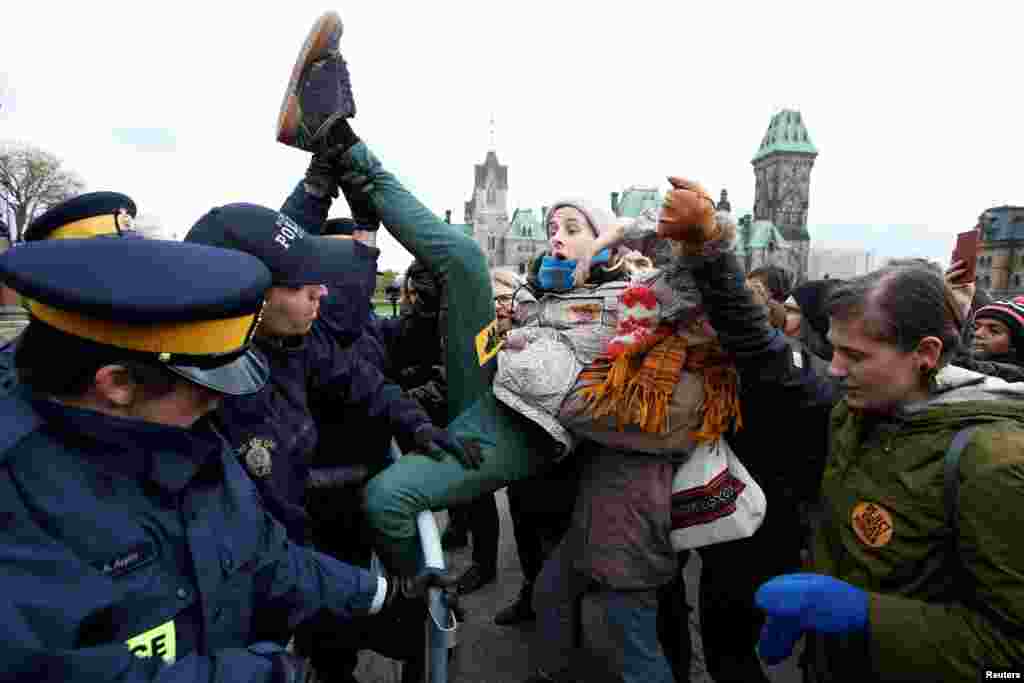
[187, 204, 378, 286]
[0, 239, 273, 396]
[25, 191, 138, 242]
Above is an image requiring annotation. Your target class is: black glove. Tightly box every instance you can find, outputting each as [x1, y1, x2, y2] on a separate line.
[338, 171, 381, 231]
[382, 566, 463, 618]
[305, 464, 371, 490]
[269, 653, 317, 683]
[691, 251, 776, 359]
[412, 424, 484, 469]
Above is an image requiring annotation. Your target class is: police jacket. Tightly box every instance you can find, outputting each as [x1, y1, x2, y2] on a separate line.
[0, 389, 382, 682]
[213, 320, 433, 543]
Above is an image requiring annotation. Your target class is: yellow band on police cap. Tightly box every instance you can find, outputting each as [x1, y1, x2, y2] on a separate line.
[29, 301, 258, 357]
[48, 214, 122, 240]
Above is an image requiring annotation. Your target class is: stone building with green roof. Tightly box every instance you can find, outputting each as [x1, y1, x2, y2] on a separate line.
[459, 147, 548, 274]
[751, 109, 818, 282]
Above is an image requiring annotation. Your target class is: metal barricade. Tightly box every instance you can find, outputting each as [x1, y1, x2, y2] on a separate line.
[387, 440, 457, 683]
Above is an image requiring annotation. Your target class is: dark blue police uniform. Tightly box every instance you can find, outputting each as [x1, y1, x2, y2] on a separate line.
[0, 238, 385, 682]
[186, 204, 447, 545]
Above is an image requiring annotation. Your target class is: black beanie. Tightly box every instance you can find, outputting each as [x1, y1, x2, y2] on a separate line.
[792, 279, 842, 340]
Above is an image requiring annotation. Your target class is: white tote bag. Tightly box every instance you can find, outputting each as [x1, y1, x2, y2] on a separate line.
[669, 438, 767, 551]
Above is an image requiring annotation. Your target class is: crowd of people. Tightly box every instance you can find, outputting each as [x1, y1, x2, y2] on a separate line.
[1, 9, 1023, 683]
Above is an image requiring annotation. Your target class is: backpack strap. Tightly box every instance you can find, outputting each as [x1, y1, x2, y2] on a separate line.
[943, 426, 978, 558]
[942, 424, 1024, 640]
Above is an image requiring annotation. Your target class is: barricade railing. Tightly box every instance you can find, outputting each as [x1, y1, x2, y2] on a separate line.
[383, 440, 457, 682]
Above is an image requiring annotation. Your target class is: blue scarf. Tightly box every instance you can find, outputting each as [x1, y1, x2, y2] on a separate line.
[537, 250, 610, 291]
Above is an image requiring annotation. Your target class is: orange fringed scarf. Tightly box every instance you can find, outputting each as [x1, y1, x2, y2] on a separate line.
[686, 345, 744, 442]
[575, 333, 742, 443]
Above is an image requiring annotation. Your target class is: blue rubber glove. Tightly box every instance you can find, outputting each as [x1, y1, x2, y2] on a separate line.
[754, 573, 869, 665]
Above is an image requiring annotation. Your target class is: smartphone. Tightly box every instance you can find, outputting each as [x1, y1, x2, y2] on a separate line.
[951, 230, 979, 283]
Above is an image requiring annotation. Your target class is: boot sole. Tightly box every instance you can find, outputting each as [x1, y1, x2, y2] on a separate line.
[276, 11, 344, 148]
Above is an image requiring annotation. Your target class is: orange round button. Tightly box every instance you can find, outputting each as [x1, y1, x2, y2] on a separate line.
[851, 501, 894, 548]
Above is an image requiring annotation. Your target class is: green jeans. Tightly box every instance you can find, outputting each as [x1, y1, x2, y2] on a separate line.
[338, 143, 554, 573]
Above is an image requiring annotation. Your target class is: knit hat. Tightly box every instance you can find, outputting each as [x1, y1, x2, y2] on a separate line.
[973, 299, 1024, 352]
[544, 199, 616, 239]
[791, 279, 842, 341]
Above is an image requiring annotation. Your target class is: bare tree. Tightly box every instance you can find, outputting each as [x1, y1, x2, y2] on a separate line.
[0, 141, 85, 242]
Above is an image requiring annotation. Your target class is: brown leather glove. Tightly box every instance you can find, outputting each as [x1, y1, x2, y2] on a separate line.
[657, 176, 717, 246]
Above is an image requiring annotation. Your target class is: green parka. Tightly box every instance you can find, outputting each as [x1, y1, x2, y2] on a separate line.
[812, 365, 1024, 681]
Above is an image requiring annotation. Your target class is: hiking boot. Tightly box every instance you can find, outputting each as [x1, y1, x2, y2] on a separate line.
[276, 11, 356, 153]
[494, 581, 536, 626]
[454, 563, 497, 595]
[441, 524, 468, 551]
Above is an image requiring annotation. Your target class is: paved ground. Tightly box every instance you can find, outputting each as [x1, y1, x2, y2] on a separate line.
[353, 489, 803, 682]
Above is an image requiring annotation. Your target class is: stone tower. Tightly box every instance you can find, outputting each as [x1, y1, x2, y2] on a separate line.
[464, 148, 509, 267]
[752, 109, 817, 283]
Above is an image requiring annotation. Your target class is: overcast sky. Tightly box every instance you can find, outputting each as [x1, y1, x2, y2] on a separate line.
[1, 1, 1021, 273]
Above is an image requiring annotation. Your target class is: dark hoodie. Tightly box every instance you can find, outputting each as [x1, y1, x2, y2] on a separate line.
[791, 279, 843, 362]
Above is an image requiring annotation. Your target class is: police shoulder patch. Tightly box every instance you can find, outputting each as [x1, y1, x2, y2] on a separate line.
[238, 437, 275, 478]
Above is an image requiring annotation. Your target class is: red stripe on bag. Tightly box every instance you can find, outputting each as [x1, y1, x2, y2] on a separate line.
[670, 468, 747, 529]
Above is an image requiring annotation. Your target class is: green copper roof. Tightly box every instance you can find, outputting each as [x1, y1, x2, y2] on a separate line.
[509, 209, 546, 241]
[616, 187, 663, 218]
[752, 110, 818, 162]
[735, 219, 787, 254]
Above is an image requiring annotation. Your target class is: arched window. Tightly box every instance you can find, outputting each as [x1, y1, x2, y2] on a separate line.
[1015, 274, 1021, 288]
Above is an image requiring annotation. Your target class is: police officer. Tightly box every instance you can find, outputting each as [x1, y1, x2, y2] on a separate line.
[184, 203, 473, 548]
[0, 191, 141, 381]
[0, 237, 453, 681]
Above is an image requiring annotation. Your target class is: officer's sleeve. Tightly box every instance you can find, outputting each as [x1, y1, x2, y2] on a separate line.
[865, 425, 1024, 678]
[309, 325, 433, 451]
[255, 507, 383, 626]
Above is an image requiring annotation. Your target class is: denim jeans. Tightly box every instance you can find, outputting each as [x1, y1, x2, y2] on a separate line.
[534, 540, 674, 683]
[336, 143, 555, 573]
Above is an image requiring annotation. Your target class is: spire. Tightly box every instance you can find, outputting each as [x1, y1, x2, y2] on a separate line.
[752, 109, 818, 163]
[488, 113, 496, 151]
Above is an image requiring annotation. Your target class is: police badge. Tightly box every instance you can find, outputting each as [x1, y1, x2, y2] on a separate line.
[239, 437, 275, 478]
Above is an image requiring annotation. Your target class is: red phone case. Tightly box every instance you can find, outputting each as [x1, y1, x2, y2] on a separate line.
[951, 230, 979, 283]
